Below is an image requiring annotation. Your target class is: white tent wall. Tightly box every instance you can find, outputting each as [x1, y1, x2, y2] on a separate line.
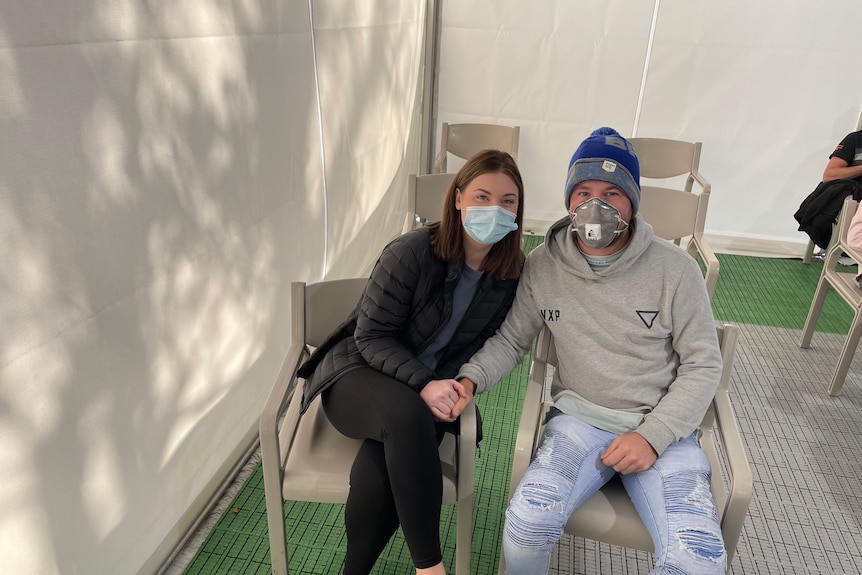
[437, 0, 862, 256]
[313, 2, 427, 278]
[0, 1, 426, 574]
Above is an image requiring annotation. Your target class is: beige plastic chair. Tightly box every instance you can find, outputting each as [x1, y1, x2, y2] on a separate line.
[433, 122, 520, 173]
[630, 138, 720, 299]
[260, 279, 477, 575]
[402, 172, 454, 234]
[799, 197, 862, 395]
[498, 322, 752, 573]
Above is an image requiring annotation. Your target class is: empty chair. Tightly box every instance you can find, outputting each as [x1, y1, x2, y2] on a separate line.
[260, 279, 476, 575]
[402, 172, 454, 234]
[630, 137, 720, 298]
[498, 322, 752, 573]
[433, 122, 519, 173]
[799, 197, 862, 395]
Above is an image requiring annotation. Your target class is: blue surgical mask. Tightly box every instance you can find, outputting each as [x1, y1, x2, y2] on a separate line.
[463, 205, 518, 245]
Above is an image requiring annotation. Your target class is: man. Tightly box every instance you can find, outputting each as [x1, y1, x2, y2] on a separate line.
[823, 129, 862, 184]
[453, 127, 726, 574]
[794, 129, 862, 252]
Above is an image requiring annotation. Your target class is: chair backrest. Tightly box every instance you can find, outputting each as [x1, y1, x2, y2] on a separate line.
[628, 138, 719, 298]
[302, 278, 367, 347]
[403, 173, 454, 234]
[630, 138, 702, 186]
[638, 185, 703, 242]
[629, 138, 710, 240]
[433, 122, 520, 173]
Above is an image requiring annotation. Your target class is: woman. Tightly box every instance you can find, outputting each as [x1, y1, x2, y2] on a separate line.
[297, 149, 525, 575]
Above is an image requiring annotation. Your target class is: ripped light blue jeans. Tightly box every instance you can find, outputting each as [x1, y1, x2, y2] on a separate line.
[503, 410, 726, 574]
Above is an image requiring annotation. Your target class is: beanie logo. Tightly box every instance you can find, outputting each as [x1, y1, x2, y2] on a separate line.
[636, 310, 659, 329]
[602, 160, 617, 173]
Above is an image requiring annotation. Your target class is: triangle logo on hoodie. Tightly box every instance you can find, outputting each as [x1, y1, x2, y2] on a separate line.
[636, 310, 659, 329]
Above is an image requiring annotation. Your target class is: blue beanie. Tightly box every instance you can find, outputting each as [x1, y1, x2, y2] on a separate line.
[564, 127, 640, 215]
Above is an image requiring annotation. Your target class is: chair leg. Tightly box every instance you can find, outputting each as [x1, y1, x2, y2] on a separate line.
[455, 494, 472, 575]
[802, 239, 815, 263]
[261, 459, 289, 575]
[800, 278, 830, 348]
[264, 504, 289, 575]
[828, 311, 862, 395]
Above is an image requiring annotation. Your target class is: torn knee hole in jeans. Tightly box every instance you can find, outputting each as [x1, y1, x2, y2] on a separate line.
[666, 472, 717, 518]
[519, 482, 561, 512]
[689, 477, 717, 519]
[676, 528, 725, 562]
[532, 430, 583, 481]
[534, 436, 554, 466]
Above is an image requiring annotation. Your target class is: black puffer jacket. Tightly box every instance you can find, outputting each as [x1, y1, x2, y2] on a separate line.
[794, 178, 862, 248]
[298, 227, 520, 414]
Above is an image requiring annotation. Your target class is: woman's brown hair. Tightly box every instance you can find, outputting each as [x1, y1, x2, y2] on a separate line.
[427, 149, 525, 280]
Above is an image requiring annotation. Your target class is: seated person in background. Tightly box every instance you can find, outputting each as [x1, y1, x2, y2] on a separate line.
[795, 129, 862, 254]
[296, 150, 525, 575]
[823, 129, 862, 184]
[452, 128, 727, 574]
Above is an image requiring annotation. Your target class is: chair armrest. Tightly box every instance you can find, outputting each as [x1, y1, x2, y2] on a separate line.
[711, 388, 753, 549]
[259, 339, 308, 574]
[688, 233, 720, 299]
[505, 358, 548, 500]
[691, 169, 711, 195]
[433, 148, 447, 174]
[456, 401, 477, 499]
[840, 239, 862, 267]
[259, 341, 306, 469]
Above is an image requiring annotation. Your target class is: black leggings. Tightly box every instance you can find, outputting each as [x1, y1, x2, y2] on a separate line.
[321, 367, 445, 574]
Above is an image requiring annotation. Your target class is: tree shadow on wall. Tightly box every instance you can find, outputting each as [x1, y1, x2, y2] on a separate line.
[0, 3, 323, 573]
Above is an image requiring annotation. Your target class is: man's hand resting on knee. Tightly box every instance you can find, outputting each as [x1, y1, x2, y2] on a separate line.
[600, 432, 658, 474]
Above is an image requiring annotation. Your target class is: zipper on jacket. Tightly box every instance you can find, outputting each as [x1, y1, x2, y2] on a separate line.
[415, 266, 460, 354]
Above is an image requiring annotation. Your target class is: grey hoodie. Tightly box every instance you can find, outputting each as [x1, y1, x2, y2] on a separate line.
[457, 214, 722, 456]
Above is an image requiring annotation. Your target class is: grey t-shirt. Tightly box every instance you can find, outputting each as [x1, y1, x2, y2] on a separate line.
[417, 266, 483, 370]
